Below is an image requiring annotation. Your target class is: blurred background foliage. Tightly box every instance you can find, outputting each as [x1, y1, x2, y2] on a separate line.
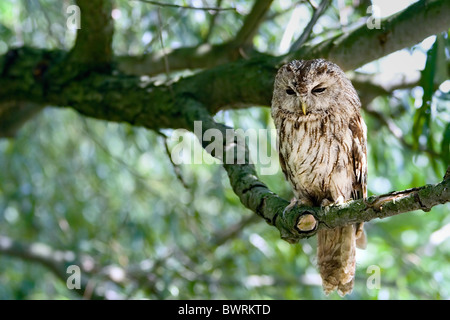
[0, 0, 449, 300]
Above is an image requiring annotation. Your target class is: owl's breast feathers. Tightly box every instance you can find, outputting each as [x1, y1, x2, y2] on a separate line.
[275, 111, 367, 206]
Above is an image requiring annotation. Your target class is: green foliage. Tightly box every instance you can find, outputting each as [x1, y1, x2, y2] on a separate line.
[412, 34, 449, 175]
[0, 0, 449, 300]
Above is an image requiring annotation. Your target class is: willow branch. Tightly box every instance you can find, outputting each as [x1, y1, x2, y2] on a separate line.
[211, 215, 260, 247]
[134, 0, 236, 11]
[350, 73, 441, 157]
[289, 0, 331, 52]
[118, 0, 450, 76]
[311, 0, 450, 70]
[233, 0, 274, 48]
[70, 0, 114, 67]
[118, 0, 274, 75]
[0, 101, 43, 138]
[0, 0, 449, 247]
[203, 0, 223, 42]
[0, 235, 104, 299]
[276, 176, 450, 243]
[0, 234, 165, 299]
[190, 106, 450, 243]
[351, 71, 421, 106]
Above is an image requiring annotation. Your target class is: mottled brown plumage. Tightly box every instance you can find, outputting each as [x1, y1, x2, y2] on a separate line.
[271, 59, 368, 296]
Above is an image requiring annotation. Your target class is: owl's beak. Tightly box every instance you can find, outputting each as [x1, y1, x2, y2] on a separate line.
[301, 101, 307, 115]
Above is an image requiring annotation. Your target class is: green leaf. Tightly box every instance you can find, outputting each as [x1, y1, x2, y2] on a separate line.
[412, 33, 446, 152]
[412, 39, 436, 147]
[442, 122, 450, 166]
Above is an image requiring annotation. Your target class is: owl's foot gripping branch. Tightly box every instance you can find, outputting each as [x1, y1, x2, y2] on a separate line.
[192, 113, 450, 244]
[271, 170, 450, 244]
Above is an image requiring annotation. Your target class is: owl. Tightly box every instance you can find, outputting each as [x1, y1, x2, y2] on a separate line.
[271, 59, 368, 296]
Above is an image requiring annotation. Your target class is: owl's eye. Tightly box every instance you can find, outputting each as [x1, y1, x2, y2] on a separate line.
[312, 87, 326, 94]
[286, 88, 296, 95]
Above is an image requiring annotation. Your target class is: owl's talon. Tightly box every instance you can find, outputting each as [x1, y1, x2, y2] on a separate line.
[321, 196, 345, 208]
[282, 198, 297, 219]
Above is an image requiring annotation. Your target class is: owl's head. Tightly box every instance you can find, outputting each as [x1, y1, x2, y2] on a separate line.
[272, 59, 360, 117]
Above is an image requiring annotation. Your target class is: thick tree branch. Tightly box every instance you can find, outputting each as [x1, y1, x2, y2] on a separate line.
[69, 0, 114, 67]
[190, 108, 450, 243]
[118, 0, 274, 76]
[309, 0, 450, 70]
[118, 0, 450, 76]
[117, 42, 244, 77]
[276, 175, 450, 243]
[1, 1, 449, 246]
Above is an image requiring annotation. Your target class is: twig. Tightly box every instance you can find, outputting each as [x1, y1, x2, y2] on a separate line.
[0, 235, 167, 299]
[0, 235, 105, 299]
[156, 8, 172, 82]
[211, 214, 259, 246]
[265, 0, 306, 21]
[133, 0, 236, 11]
[306, 0, 318, 10]
[364, 105, 440, 158]
[203, 0, 223, 42]
[157, 130, 189, 189]
[233, 0, 274, 47]
[289, 0, 331, 52]
[80, 118, 162, 196]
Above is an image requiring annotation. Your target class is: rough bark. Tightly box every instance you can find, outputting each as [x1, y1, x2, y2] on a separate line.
[117, 0, 450, 76]
[0, 0, 449, 245]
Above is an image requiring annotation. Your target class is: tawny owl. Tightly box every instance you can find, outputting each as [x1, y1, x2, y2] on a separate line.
[271, 59, 368, 296]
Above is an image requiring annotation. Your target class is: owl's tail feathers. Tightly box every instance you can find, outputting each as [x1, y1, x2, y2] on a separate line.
[317, 225, 357, 297]
[355, 222, 367, 249]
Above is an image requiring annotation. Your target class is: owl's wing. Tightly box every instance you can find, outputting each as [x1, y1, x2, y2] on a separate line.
[279, 151, 289, 181]
[349, 114, 368, 249]
[349, 115, 368, 201]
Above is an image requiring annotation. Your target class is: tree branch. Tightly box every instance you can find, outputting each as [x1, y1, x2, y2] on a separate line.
[1, 1, 449, 247]
[117, 0, 274, 76]
[211, 215, 260, 247]
[188, 107, 450, 243]
[0, 235, 166, 299]
[117, 0, 450, 76]
[116, 42, 241, 77]
[0, 235, 104, 299]
[276, 175, 450, 243]
[310, 0, 450, 70]
[232, 0, 274, 48]
[351, 71, 421, 106]
[350, 72, 442, 157]
[0, 101, 43, 138]
[70, 0, 114, 67]
[134, 0, 236, 11]
[203, 0, 223, 42]
[289, 0, 331, 52]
